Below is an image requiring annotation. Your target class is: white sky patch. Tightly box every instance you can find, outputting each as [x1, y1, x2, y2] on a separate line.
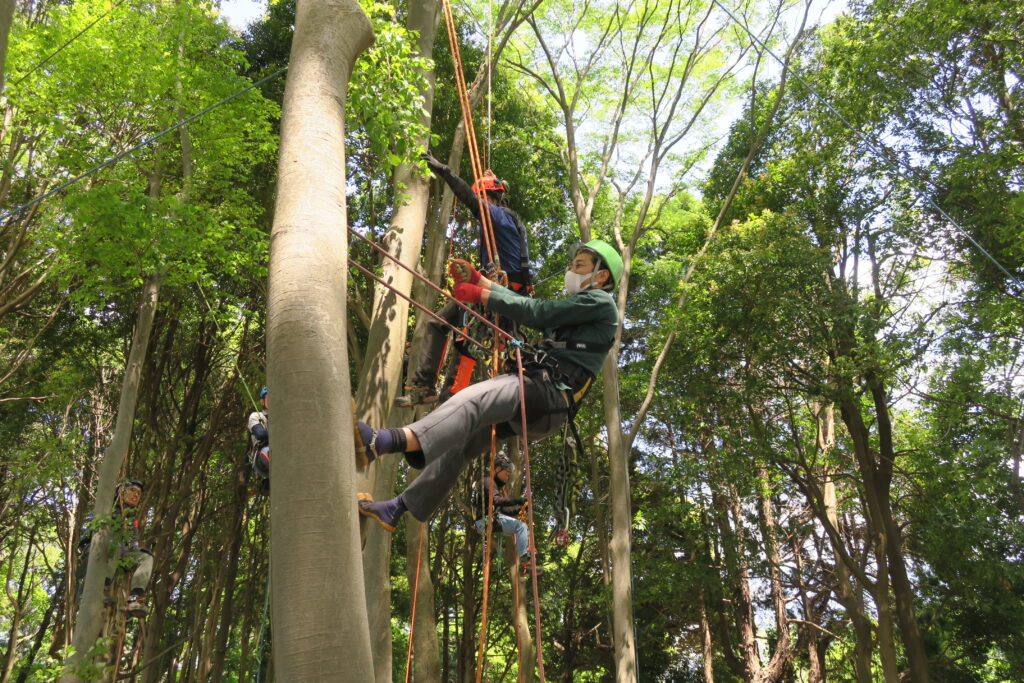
[219, 0, 267, 31]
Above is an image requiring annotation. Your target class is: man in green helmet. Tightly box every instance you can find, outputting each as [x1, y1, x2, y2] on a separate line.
[356, 239, 622, 532]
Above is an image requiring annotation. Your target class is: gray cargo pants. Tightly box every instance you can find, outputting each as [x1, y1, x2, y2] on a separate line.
[402, 370, 568, 521]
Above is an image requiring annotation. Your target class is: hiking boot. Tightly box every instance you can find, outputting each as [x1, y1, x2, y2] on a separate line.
[124, 595, 149, 618]
[394, 385, 439, 408]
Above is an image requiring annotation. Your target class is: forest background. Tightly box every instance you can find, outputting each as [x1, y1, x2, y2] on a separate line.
[0, 0, 1022, 680]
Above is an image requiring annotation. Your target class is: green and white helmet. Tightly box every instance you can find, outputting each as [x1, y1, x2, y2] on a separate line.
[570, 239, 623, 290]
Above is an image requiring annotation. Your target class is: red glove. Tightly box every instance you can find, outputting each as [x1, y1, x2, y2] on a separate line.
[453, 282, 483, 304]
[448, 258, 481, 285]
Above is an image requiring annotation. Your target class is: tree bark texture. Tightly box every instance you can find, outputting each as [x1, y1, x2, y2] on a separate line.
[355, 2, 438, 679]
[61, 272, 162, 683]
[601, 353, 638, 683]
[265, 0, 374, 679]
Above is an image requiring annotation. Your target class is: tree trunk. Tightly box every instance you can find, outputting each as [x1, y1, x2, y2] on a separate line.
[0, 0, 14, 95]
[265, 0, 374, 678]
[405, 515, 442, 682]
[600, 353, 638, 682]
[61, 272, 162, 683]
[356, 1, 438, 678]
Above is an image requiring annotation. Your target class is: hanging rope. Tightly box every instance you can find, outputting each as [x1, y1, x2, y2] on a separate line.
[440, 0, 500, 272]
[404, 522, 427, 683]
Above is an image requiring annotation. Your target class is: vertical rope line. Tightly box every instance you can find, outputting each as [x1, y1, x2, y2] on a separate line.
[475, 445, 499, 682]
[405, 523, 427, 683]
[440, 0, 500, 272]
[514, 347, 547, 681]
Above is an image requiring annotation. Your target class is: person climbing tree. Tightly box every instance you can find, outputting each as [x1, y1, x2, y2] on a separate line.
[246, 386, 270, 494]
[76, 479, 154, 618]
[394, 150, 532, 408]
[357, 239, 623, 534]
[471, 452, 540, 576]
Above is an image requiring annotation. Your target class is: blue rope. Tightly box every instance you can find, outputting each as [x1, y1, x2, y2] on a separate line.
[0, 66, 288, 225]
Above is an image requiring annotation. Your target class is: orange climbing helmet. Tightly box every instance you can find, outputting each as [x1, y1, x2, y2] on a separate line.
[473, 170, 509, 195]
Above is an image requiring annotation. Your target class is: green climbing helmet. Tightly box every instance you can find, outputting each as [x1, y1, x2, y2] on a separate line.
[571, 239, 623, 290]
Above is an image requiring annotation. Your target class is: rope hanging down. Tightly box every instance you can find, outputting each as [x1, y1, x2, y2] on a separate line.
[708, 0, 1023, 292]
[440, 0, 500, 272]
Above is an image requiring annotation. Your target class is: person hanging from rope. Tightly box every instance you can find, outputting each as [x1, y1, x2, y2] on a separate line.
[394, 150, 533, 409]
[76, 479, 155, 618]
[246, 387, 270, 494]
[471, 452, 541, 577]
[356, 239, 622, 534]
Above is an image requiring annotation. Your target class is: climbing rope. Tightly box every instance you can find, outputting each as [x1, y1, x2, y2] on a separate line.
[440, 0, 500, 272]
[404, 522, 427, 683]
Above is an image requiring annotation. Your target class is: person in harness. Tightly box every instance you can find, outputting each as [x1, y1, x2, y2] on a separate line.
[394, 151, 533, 409]
[246, 387, 270, 494]
[76, 479, 155, 618]
[357, 239, 622, 534]
[471, 453, 539, 577]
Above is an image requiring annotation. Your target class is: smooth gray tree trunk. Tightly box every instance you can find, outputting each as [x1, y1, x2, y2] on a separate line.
[0, 0, 14, 95]
[266, 0, 374, 678]
[354, 1, 438, 680]
[61, 272, 162, 683]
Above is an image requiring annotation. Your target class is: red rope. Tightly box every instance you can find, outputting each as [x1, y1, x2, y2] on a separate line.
[347, 228, 513, 342]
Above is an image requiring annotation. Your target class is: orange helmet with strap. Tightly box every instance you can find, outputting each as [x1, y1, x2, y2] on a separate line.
[473, 170, 509, 194]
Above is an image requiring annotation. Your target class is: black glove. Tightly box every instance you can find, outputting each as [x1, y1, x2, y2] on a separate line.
[421, 151, 448, 174]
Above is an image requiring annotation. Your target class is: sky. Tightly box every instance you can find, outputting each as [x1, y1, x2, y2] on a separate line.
[219, 0, 266, 31]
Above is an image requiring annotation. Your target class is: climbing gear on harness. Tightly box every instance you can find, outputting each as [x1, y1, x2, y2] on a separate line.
[394, 384, 439, 408]
[494, 452, 514, 475]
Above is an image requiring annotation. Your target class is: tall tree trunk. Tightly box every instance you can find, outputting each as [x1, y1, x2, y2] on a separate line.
[405, 515, 442, 681]
[602, 359, 637, 682]
[61, 272, 162, 683]
[821, 476, 873, 683]
[355, 2, 438, 678]
[265, 0, 374, 678]
[0, 0, 14, 95]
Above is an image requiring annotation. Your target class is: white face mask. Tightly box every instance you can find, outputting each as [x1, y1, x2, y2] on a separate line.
[564, 269, 592, 295]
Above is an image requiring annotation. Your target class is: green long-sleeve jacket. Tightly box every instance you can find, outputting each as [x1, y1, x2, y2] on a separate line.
[486, 283, 619, 377]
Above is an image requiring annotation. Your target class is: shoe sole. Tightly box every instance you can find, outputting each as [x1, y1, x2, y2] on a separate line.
[357, 492, 396, 532]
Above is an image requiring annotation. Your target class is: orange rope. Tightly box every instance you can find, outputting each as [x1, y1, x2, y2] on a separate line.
[405, 523, 426, 683]
[514, 347, 548, 681]
[475, 445, 498, 682]
[440, 0, 500, 272]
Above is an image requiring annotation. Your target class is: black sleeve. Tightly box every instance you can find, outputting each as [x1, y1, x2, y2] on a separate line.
[437, 167, 482, 221]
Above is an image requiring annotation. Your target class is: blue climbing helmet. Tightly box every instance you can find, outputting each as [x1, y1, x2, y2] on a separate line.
[259, 387, 268, 399]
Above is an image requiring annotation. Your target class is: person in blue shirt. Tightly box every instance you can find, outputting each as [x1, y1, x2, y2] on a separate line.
[394, 151, 532, 408]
